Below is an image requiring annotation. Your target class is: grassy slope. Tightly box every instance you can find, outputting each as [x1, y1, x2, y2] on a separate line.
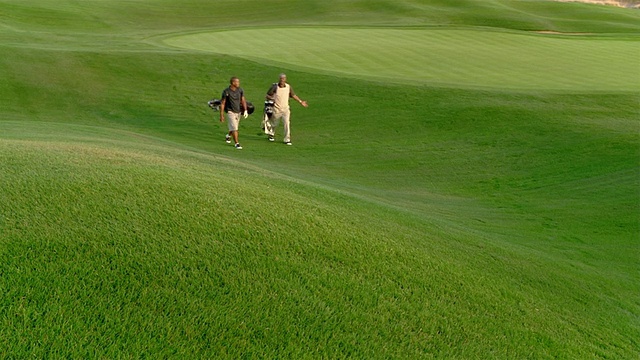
[1, 0, 639, 358]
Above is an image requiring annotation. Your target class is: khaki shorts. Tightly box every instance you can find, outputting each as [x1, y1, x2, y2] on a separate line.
[226, 111, 241, 132]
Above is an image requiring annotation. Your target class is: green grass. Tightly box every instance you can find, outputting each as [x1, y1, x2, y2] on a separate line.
[164, 27, 640, 91]
[1, 0, 639, 358]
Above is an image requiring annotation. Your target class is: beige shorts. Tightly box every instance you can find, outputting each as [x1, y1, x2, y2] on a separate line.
[226, 111, 241, 132]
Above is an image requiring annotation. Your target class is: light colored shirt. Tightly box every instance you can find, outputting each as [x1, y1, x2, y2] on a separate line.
[268, 83, 296, 111]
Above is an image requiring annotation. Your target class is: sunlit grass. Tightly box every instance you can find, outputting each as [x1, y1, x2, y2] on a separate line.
[1, 0, 639, 358]
[164, 27, 640, 91]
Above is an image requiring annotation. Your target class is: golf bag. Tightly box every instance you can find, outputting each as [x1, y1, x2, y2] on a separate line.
[208, 99, 254, 114]
[207, 99, 222, 111]
[242, 101, 255, 115]
[261, 100, 275, 132]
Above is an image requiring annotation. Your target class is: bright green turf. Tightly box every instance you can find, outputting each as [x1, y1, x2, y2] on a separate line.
[1, 0, 639, 358]
[164, 27, 640, 91]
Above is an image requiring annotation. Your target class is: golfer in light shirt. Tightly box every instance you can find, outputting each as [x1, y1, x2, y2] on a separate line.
[264, 73, 308, 145]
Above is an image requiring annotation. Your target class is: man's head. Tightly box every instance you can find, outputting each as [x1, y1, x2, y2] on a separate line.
[278, 73, 287, 86]
[230, 77, 240, 88]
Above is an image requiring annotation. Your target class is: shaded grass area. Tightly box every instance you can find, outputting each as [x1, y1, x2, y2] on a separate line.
[3, 48, 636, 252]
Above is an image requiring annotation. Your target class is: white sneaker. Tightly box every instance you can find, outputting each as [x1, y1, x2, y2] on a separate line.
[268, 135, 275, 142]
[285, 141, 292, 146]
[225, 134, 231, 144]
[235, 143, 243, 150]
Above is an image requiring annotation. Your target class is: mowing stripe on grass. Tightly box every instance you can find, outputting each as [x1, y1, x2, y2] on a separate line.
[164, 27, 639, 91]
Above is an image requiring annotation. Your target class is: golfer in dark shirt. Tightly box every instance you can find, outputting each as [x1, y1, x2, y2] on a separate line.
[220, 77, 248, 150]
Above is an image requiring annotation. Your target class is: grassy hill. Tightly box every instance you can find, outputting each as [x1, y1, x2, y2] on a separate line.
[1, 0, 639, 358]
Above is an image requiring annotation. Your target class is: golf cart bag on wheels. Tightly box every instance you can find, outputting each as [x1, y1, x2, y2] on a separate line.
[261, 100, 275, 132]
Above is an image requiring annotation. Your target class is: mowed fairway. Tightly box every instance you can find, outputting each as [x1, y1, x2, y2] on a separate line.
[165, 27, 640, 91]
[1, 0, 639, 358]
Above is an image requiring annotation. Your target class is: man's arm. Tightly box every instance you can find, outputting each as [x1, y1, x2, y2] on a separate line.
[219, 98, 226, 122]
[265, 84, 277, 100]
[241, 95, 248, 118]
[292, 94, 308, 107]
[289, 87, 308, 107]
